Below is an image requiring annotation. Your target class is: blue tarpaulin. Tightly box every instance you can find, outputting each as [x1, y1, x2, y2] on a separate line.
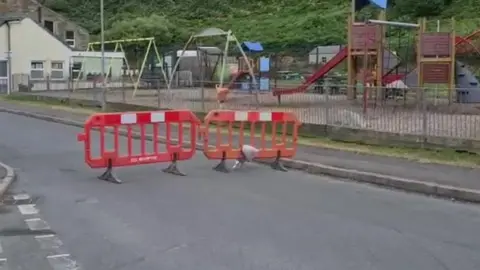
[355, 0, 387, 11]
[241, 42, 264, 52]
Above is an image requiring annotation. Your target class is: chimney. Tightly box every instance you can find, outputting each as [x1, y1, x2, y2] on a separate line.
[37, 6, 42, 22]
[20, 0, 28, 12]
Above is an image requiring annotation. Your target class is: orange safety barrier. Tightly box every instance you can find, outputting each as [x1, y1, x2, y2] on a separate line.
[202, 110, 301, 173]
[77, 110, 201, 183]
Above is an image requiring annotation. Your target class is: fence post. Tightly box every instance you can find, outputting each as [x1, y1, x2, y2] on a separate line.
[199, 52, 205, 112]
[67, 77, 72, 92]
[121, 74, 126, 103]
[155, 79, 161, 109]
[66, 77, 72, 105]
[421, 87, 428, 147]
[324, 83, 330, 127]
[46, 75, 50, 91]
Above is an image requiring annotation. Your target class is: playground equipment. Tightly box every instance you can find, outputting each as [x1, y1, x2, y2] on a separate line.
[272, 7, 480, 104]
[73, 37, 168, 97]
[271, 15, 414, 102]
[226, 42, 270, 92]
[167, 28, 258, 106]
[454, 31, 480, 103]
[370, 19, 480, 104]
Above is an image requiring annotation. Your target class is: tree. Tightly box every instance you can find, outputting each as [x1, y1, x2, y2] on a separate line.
[392, 0, 448, 17]
[104, 15, 180, 45]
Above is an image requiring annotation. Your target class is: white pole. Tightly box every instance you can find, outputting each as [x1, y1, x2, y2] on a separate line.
[368, 19, 419, 28]
[434, 20, 440, 106]
[6, 51, 11, 95]
[100, 0, 107, 111]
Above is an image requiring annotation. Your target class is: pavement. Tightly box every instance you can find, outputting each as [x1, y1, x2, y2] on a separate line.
[0, 106, 480, 269]
[0, 159, 15, 200]
[0, 166, 6, 181]
[0, 100, 480, 203]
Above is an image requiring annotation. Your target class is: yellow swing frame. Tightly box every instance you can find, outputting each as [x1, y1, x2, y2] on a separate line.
[72, 37, 168, 97]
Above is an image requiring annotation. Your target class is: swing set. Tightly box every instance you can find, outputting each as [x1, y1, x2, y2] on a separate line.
[167, 28, 258, 106]
[73, 37, 168, 98]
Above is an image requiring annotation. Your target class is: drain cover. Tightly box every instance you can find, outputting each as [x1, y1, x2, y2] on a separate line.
[1, 194, 35, 205]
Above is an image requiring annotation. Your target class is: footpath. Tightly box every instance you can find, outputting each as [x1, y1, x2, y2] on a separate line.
[0, 100, 479, 202]
[0, 159, 15, 199]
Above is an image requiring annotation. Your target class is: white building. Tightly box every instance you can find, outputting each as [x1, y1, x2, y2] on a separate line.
[0, 16, 124, 93]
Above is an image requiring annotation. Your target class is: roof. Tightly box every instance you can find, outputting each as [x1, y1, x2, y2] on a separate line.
[197, 46, 223, 55]
[241, 42, 263, 52]
[309, 45, 342, 54]
[0, 13, 24, 26]
[193, 28, 228, 38]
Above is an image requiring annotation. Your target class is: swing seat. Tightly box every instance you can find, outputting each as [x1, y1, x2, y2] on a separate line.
[216, 84, 230, 103]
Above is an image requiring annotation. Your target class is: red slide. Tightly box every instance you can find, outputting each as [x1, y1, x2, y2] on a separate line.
[227, 71, 250, 89]
[273, 47, 348, 96]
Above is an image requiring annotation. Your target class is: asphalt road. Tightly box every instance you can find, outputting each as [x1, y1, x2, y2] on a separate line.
[0, 112, 480, 270]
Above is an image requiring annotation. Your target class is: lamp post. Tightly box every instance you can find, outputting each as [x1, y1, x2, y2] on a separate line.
[100, 0, 107, 110]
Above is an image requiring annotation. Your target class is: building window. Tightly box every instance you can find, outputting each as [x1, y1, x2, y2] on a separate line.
[30, 61, 44, 79]
[65, 30, 75, 47]
[0, 61, 7, 77]
[44, 20, 54, 32]
[321, 57, 327, 63]
[71, 62, 82, 79]
[51, 61, 64, 79]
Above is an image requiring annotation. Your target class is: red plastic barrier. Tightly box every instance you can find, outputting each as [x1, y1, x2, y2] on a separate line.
[77, 110, 201, 183]
[202, 110, 301, 172]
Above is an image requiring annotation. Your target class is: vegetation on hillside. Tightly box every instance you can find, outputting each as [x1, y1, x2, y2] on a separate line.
[44, 0, 480, 53]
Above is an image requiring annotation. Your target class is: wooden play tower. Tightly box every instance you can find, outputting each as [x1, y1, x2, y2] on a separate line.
[346, 15, 456, 104]
[416, 18, 456, 103]
[346, 15, 385, 100]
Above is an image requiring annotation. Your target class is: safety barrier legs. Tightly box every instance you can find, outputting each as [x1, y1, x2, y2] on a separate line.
[98, 158, 122, 184]
[270, 150, 288, 172]
[212, 151, 230, 173]
[162, 152, 186, 176]
[98, 153, 187, 184]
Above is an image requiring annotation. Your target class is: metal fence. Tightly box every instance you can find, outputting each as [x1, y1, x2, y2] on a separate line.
[16, 74, 480, 144]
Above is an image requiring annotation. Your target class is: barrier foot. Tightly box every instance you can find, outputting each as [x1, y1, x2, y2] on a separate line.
[162, 153, 186, 176]
[271, 151, 288, 172]
[213, 152, 230, 173]
[98, 159, 122, 184]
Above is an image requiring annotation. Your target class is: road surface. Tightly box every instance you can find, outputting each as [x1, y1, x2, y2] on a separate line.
[0, 112, 479, 270]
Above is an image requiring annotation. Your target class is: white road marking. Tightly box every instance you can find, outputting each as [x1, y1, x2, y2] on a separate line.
[12, 194, 30, 201]
[13, 194, 82, 270]
[17, 204, 38, 215]
[47, 254, 70, 259]
[0, 258, 7, 270]
[24, 218, 50, 231]
[34, 234, 56, 239]
[35, 235, 64, 254]
[47, 254, 81, 270]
